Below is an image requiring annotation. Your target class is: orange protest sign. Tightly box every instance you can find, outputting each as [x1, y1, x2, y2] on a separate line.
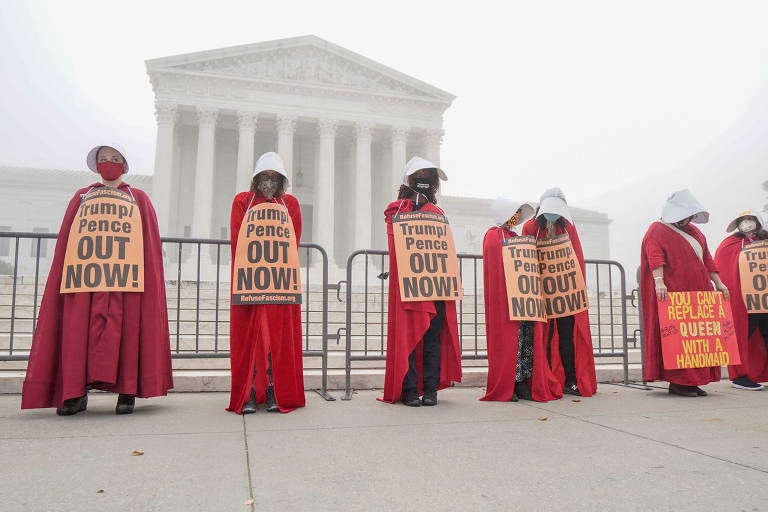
[501, 236, 546, 322]
[536, 234, 589, 319]
[232, 202, 301, 305]
[60, 187, 144, 293]
[392, 210, 463, 302]
[657, 291, 740, 369]
[739, 240, 768, 313]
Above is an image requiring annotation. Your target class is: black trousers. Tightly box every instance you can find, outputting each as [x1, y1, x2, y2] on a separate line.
[749, 313, 768, 349]
[403, 301, 445, 392]
[548, 315, 576, 384]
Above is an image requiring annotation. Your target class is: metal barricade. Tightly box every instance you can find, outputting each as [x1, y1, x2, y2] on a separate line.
[341, 250, 634, 399]
[0, 231, 334, 400]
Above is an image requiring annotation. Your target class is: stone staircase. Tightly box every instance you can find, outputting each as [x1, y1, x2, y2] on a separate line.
[0, 276, 643, 393]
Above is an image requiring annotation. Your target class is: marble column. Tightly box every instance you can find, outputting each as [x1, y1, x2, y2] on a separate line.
[192, 107, 218, 238]
[151, 102, 177, 235]
[235, 111, 257, 192]
[354, 121, 374, 250]
[276, 115, 297, 187]
[314, 119, 337, 260]
[425, 129, 443, 166]
[390, 126, 408, 194]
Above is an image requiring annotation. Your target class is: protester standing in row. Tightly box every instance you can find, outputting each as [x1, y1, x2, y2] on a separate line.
[22, 145, 172, 415]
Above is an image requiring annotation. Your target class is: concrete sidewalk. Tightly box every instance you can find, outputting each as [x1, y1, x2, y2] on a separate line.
[1, 382, 768, 511]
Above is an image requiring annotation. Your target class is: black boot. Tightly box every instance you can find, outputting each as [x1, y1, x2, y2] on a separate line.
[668, 383, 697, 397]
[115, 394, 135, 415]
[241, 389, 257, 414]
[402, 388, 421, 407]
[265, 386, 280, 413]
[56, 394, 88, 416]
[421, 388, 438, 406]
[515, 381, 533, 401]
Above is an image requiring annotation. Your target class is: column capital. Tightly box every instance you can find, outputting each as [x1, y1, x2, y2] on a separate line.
[196, 106, 219, 126]
[154, 102, 177, 125]
[425, 128, 444, 145]
[317, 118, 338, 138]
[236, 111, 258, 130]
[277, 115, 298, 133]
[355, 121, 376, 140]
[390, 125, 408, 143]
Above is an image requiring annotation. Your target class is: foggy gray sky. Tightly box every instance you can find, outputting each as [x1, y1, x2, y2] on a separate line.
[1, 0, 766, 277]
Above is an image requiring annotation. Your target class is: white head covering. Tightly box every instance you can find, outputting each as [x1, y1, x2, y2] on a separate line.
[536, 187, 571, 221]
[491, 197, 535, 227]
[252, 152, 289, 186]
[660, 189, 709, 224]
[726, 209, 765, 232]
[86, 144, 129, 174]
[402, 156, 448, 185]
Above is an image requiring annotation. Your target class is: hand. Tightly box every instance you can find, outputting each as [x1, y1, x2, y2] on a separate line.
[655, 279, 668, 301]
[716, 282, 730, 301]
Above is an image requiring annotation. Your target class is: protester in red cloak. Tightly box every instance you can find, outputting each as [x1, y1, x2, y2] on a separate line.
[228, 152, 304, 414]
[381, 156, 462, 407]
[521, 188, 597, 397]
[640, 189, 729, 397]
[714, 210, 768, 390]
[481, 197, 562, 402]
[22, 145, 172, 415]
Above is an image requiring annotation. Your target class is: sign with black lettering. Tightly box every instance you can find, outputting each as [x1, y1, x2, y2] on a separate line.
[61, 187, 144, 293]
[739, 240, 768, 313]
[232, 202, 301, 305]
[392, 211, 463, 302]
[501, 236, 546, 321]
[536, 234, 589, 318]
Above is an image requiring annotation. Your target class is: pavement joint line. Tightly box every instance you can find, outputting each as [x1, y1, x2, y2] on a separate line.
[521, 401, 768, 476]
[241, 415, 256, 512]
[0, 430, 243, 441]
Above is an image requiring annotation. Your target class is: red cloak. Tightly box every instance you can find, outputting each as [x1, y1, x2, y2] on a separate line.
[640, 221, 721, 385]
[479, 226, 562, 402]
[227, 192, 305, 414]
[22, 182, 173, 409]
[521, 218, 598, 397]
[714, 234, 768, 382]
[380, 199, 462, 403]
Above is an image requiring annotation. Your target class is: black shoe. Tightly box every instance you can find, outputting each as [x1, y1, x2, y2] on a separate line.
[693, 386, 708, 397]
[265, 386, 280, 413]
[56, 394, 88, 416]
[115, 394, 135, 415]
[515, 381, 533, 401]
[421, 389, 438, 406]
[510, 395, 519, 402]
[241, 389, 257, 414]
[564, 382, 581, 396]
[668, 383, 697, 397]
[731, 377, 764, 391]
[402, 389, 421, 407]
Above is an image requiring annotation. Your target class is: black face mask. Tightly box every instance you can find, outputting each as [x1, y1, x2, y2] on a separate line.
[413, 178, 433, 192]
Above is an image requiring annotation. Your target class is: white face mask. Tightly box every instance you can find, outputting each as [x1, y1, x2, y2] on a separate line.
[738, 219, 758, 234]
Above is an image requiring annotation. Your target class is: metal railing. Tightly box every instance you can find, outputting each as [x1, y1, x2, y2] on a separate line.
[0, 231, 335, 400]
[341, 250, 635, 399]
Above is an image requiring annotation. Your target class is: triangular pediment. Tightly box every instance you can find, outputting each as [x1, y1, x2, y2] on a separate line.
[146, 35, 454, 102]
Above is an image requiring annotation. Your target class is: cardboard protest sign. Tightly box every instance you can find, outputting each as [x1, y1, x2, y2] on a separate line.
[392, 211, 463, 302]
[61, 187, 144, 293]
[657, 291, 740, 369]
[232, 202, 301, 305]
[501, 236, 546, 322]
[739, 240, 768, 313]
[536, 234, 588, 319]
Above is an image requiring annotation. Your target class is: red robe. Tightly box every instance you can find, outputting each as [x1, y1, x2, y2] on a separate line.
[22, 182, 173, 409]
[640, 221, 721, 385]
[227, 192, 305, 414]
[714, 234, 768, 382]
[521, 218, 598, 397]
[380, 199, 462, 403]
[480, 226, 562, 402]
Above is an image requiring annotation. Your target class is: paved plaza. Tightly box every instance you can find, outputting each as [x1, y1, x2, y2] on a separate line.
[1, 381, 768, 511]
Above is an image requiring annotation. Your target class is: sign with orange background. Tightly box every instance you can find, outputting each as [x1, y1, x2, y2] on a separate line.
[392, 211, 462, 302]
[501, 236, 546, 322]
[233, 202, 301, 305]
[739, 240, 768, 313]
[536, 234, 588, 319]
[61, 187, 144, 293]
